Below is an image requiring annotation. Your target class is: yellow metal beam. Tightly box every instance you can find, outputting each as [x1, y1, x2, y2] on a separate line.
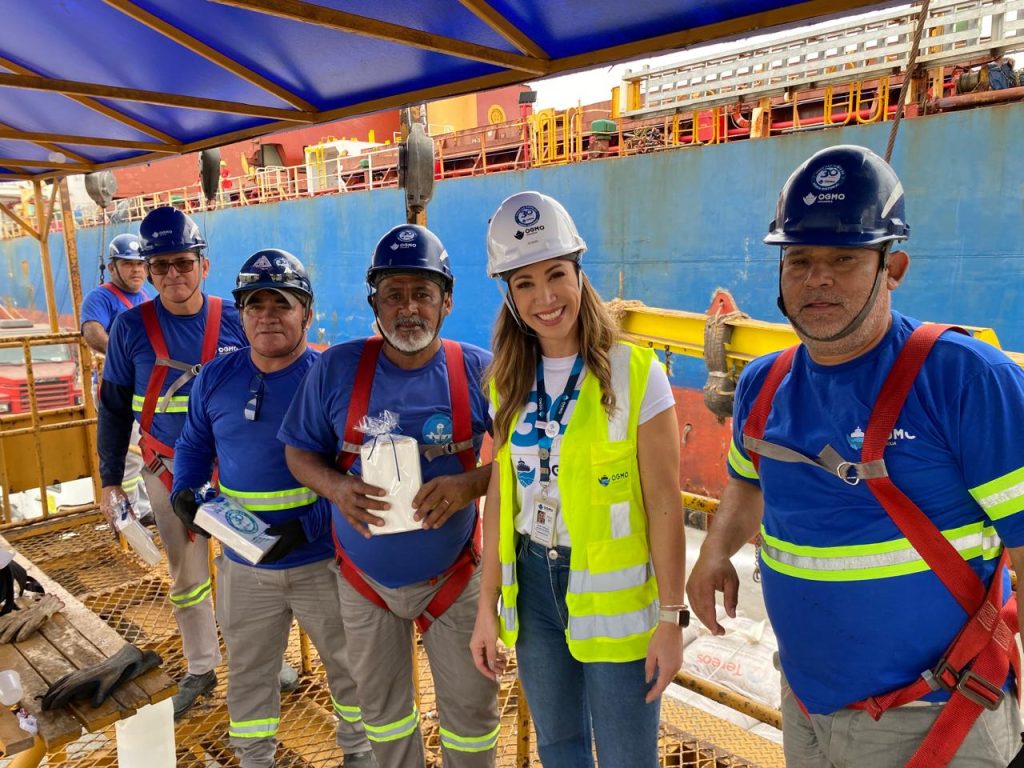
[617, 304, 1019, 374]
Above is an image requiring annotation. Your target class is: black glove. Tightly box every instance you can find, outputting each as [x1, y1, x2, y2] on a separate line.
[261, 520, 307, 564]
[41, 643, 162, 710]
[0, 559, 44, 616]
[171, 490, 209, 538]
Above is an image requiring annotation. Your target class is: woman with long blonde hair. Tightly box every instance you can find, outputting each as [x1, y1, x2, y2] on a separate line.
[470, 191, 686, 767]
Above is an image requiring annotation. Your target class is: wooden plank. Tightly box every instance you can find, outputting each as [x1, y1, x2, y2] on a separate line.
[0, 532, 175, 715]
[0, 73, 315, 123]
[36, 615, 149, 715]
[0, 641, 80, 751]
[213, 0, 549, 75]
[0, 705, 34, 757]
[14, 630, 123, 731]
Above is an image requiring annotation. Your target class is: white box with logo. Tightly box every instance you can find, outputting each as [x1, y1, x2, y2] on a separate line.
[360, 434, 423, 535]
[195, 495, 279, 564]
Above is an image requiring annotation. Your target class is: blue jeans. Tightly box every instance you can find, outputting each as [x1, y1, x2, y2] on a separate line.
[515, 538, 660, 768]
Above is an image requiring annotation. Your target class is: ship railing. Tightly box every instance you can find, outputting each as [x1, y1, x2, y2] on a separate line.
[621, 0, 1024, 117]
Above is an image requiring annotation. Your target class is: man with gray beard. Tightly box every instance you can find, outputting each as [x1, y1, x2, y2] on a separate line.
[280, 225, 499, 768]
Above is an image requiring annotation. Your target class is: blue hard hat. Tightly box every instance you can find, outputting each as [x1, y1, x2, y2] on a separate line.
[108, 233, 144, 262]
[232, 249, 313, 307]
[764, 145, 909, 248]
[139, 206, 207, 259]
[367, 225, 453, 292]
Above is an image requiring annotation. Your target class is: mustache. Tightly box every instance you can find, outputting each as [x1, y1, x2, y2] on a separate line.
[392, 318, 428, 330]
[797, 292, 846, 308]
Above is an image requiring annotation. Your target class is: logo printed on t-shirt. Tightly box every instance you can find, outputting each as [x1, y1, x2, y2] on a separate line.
[516, 459, 536, 487]
[847, 424, 916, 450]
[423, 413, 453, 444]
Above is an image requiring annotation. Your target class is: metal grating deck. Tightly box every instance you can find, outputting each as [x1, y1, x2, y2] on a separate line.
[3, 515, 783, 767]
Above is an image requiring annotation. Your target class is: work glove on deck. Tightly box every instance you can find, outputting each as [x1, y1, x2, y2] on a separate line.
[41, 643, 162, 710]
[0, 594, 64, 643]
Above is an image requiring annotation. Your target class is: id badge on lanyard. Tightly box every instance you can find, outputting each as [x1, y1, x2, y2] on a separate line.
[532, 489, 559, 548]
[531, 355, 583, 551]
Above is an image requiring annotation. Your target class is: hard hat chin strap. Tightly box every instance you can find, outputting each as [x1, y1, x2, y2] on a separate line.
[778, 245, 890, 344]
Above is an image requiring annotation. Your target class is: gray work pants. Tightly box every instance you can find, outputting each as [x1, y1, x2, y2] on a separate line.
[145, 467, 220, 675]
[781, 671, 1023, 767]
[216, 555, 369, 768]
[122, 421, 152, 519]
[336, 565, 499, 768]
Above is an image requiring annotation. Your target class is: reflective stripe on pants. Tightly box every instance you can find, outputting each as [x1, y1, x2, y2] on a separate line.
[216, 555, 369, 768]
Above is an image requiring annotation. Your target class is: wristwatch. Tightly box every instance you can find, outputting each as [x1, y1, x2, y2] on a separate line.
[658, 604, 690, 627]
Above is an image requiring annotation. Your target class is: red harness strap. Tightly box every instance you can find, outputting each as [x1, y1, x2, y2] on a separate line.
[336, 337, 476, 473]
[332, 516, 481, 634]
[137, 297, 223, 492]
[333, 337, 479, 630]
[101, 282, 134, 310]
[744, 325, 1020, 768]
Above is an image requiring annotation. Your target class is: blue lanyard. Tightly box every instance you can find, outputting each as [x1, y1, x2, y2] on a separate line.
[535, 355, 584, 486]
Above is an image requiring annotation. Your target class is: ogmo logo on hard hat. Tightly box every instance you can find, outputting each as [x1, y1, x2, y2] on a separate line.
[514, 205, 540, 227]
[397, 229, 417, 243]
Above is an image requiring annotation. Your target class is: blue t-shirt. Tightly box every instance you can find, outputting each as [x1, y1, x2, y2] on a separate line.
[279, 339, 492, 587]
[172, 348, 332, 569]
[103, 295, 246, 448]
[81, 283, 150, 332]
[728, 311, 1024, 714]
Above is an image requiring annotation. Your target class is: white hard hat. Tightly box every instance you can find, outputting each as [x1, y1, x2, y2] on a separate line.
[486, 191, 587, 278]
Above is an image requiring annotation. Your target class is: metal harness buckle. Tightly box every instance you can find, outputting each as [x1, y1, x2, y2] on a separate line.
[923, 659, 1004, 711]
[923, 659, 959, 693]
[834, 461, 861, 486]
[956, 669, 1005, 711]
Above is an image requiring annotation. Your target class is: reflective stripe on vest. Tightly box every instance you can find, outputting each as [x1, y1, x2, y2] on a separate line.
[364, 704, 419, 743]
[439, 723, 500, 753]
[220, 483, 317, 512]
[760, 521, 1002, 582]
[229, 717, 279, 738]
[495, 342, 659, 663]
[132, 393, 189, 414]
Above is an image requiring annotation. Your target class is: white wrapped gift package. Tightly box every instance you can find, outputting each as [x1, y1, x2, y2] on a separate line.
[360, 434, 423, 535]
[195, 495, 280, 564]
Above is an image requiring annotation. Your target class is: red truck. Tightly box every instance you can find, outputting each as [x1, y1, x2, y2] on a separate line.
[0, 319, 84, 415]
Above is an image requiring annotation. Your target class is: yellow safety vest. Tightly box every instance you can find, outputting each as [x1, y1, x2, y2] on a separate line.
[494, 341, 659, 662]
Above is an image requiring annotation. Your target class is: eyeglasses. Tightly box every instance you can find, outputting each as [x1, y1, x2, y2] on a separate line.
[244, 374, 264, 422]
[148, 257, 199, 276]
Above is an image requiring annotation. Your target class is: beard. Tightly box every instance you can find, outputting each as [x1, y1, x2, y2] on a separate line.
[383, 317, 435, 353]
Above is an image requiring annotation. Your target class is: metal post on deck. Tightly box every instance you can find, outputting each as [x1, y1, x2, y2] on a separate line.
[58, 178, 101, 508]
[32, 181, 60, 334]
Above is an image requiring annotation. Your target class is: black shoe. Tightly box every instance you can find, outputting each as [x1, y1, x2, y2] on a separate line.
[172, 670, 217, 719]
[343, 751, 377, 767]
[279, 662, 299, 693]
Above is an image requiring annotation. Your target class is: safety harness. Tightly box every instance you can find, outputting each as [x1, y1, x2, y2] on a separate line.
[101, 282, 134, 310]
[137, 297, 223, 494]
[744, 323, 1020, 768]
[333, 336, 480, 632]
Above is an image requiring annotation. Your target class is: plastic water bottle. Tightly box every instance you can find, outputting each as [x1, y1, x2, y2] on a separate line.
[0, 670, 22, 706]
[114, 499, 162, 567]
